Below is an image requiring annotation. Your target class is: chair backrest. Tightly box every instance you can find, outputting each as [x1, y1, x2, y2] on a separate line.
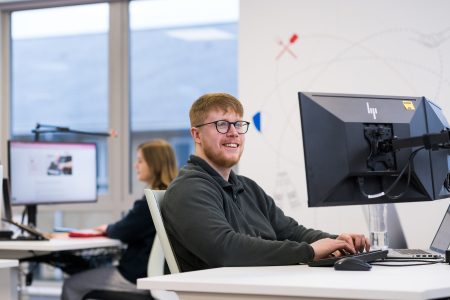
[146, 232, 165, 277]
[144, 189, 180, 274]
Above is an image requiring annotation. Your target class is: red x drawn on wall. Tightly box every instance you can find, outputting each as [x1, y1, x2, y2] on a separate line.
[276, 33, 298, 60]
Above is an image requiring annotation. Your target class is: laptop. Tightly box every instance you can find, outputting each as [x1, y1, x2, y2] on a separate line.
[388, 204, 450, 259]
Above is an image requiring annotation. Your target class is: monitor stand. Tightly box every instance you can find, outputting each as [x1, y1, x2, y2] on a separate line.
[25, 205, 37, 227]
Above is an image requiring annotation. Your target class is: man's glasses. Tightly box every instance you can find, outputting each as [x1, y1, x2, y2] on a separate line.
[194, 120, 250, 134]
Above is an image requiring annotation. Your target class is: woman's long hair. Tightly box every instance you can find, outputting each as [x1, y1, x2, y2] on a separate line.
[138, 139, 178, 190]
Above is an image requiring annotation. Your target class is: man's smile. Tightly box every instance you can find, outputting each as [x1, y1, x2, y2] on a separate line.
[223, 143, 239, 148]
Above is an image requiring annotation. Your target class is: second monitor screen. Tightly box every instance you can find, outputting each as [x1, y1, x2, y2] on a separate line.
[8, 141, 97, 205]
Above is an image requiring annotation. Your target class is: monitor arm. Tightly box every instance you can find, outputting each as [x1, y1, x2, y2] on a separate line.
[362, 127, 450, 200]
[384, 129, 450, 151]
[32, 123, 117, 141]
[365, 126, 450, 173]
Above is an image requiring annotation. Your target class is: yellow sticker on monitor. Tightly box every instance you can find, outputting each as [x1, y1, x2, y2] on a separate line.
[403, 100, 415, 110]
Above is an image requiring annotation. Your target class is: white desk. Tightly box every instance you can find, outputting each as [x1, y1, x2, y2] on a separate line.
[138, 263, 450, 300]
[0, 237, 122, 259]
[0, 237, 121, 299]
[0, 259, 19, 300]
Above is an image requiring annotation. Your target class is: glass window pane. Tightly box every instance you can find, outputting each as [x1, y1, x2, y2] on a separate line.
[10, 4, 110, 193]
[129, 0, 239, 194]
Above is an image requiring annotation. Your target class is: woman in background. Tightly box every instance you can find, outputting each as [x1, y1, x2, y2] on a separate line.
[62, 139, 178, 300]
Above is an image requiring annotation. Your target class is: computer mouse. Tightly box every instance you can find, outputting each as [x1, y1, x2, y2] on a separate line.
[334, 257, 372, 271]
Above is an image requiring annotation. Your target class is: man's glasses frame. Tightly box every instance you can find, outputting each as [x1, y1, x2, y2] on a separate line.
[194, 120, 250, 134]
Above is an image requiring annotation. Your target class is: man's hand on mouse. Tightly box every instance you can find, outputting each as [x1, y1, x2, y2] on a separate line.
[310, 233, 371, 261]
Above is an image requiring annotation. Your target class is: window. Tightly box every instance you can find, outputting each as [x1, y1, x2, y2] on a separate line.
[10, 4, 109, 192]
[129, 0, 239, 194]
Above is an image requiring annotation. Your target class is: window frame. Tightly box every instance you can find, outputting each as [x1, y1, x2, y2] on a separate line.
[0, 0, 133, 218]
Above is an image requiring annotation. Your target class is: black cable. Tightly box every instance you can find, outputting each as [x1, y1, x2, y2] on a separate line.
[18, 209, 28, 235]
[384, 147, 422, 199]
[371, 259, 444, 267]
[384, 147, 423, 197]
[21, 209, 26, 225]
[383, 162, 412, 200]
[358, 147, 424, 199]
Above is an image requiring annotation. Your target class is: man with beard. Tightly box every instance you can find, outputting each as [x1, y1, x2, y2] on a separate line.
[162, 93, 370, 272]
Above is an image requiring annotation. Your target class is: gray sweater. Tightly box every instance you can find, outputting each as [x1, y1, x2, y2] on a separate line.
[162, 155, 336, 272]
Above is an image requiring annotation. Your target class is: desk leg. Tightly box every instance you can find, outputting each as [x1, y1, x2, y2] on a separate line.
[18, 262, 29, 300]
[0, 267, 19, 300]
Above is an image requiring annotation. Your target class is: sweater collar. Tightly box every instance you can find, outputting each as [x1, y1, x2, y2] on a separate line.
[188, 155, 244, 192]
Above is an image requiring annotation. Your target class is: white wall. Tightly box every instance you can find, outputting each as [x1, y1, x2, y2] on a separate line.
[239, 0, 450, 248]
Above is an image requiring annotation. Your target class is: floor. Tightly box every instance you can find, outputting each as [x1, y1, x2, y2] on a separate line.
[19, 263, 63, 300]
[23, 280, 62, 300]
[20, 264, 178, 300]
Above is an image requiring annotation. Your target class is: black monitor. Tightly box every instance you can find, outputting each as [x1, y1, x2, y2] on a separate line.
[7, 140, 97, 224]
[298, 92, 450, 207]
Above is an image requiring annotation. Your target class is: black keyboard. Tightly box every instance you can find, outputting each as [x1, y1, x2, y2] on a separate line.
[308, 249, 388, 267]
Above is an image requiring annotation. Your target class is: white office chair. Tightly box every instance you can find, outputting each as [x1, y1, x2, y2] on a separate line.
[147, 234, 165, 276]
[83, 200, 169, 300]
[144, 189, 180, 274]
[146, 235, 178, 300]
[82, 234, 165, 300]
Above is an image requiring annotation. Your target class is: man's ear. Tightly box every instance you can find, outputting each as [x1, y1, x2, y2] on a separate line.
[191, 127, 201, 144]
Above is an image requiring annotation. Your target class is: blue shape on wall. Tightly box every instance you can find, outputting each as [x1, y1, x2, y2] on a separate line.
[253, 112, 261, 132]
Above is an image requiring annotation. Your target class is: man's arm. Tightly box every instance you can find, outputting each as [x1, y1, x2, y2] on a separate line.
[163, 177, 316, 267]
[263, 190, 370, 260]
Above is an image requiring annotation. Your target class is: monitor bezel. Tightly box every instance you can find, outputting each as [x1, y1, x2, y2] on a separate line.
[7, 140, 98, 206]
